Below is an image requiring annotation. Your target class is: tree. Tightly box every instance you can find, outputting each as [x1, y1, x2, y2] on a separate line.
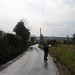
[67, 35, 69, 45]
[13, 20, 30, 45]
[0, 30, 5, 39]
[72, 33, 75, 45]
[47, 40, 57, 46]
[40, 34, 44, 44]
[31, 37, 35, 44]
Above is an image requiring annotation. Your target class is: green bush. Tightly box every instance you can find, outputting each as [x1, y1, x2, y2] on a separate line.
[47, 40, 59, 46]
[0, 31, 28, 65]
[38, 44, 44, 50]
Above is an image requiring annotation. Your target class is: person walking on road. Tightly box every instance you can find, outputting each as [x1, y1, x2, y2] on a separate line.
[44, 41, 49, 60]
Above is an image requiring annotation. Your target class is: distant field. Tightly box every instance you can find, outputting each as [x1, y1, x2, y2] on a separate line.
[38, 44, 75, 75]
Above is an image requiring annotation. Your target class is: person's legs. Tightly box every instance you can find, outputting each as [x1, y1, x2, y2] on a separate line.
[45, 51, 48, 59]
[44, 51, 48, 60]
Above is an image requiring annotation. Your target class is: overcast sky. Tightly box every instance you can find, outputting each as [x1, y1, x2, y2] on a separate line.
[0, 0, 75, 37]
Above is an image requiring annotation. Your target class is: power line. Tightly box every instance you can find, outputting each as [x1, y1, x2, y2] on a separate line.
[43, 0, 45, 17]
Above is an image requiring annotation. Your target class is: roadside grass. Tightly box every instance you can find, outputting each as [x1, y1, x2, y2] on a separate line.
[38, 44, 44, 50]
[38, 44, 75, 75]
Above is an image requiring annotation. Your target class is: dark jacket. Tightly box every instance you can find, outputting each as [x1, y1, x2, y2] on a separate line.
[44, 43, 49, 52]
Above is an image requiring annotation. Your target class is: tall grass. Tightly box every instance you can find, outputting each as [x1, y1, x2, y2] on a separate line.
[49, 45, 75, 75]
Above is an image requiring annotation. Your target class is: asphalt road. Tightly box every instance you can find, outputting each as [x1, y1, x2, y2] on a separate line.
[0, 44, 59, 75]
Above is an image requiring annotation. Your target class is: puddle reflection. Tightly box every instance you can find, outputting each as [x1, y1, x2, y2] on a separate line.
[44, 60, 48, 69]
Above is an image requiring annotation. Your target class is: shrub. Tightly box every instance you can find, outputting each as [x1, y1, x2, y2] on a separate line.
[0, 31, 28, 65]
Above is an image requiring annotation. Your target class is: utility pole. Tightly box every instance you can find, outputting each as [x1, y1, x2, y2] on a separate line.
[40, 28, 41, 36]
[67, 35, 69, 45]
[40, 28, 41, 44]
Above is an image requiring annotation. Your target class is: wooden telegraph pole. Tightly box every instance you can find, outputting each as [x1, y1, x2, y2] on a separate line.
[40, 28, 41, 44]
[67, 35, 69, 45]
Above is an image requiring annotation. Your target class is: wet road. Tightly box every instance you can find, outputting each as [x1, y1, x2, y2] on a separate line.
[0, 44, 59, 75]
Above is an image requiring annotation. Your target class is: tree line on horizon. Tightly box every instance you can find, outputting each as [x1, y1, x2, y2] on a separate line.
[40, 33, 75, 46]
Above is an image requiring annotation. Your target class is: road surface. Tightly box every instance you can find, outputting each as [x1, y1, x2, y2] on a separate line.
[0, 44, 59, 75]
